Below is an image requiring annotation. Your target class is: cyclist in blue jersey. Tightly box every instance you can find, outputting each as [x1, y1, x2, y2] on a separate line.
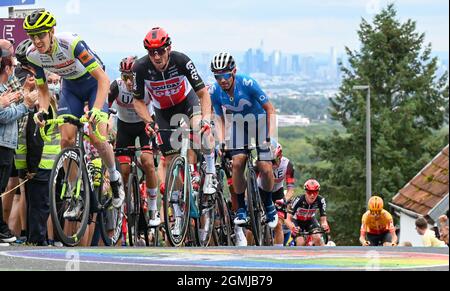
[23, 10, 125, 217]
[209, 52, 279, 244]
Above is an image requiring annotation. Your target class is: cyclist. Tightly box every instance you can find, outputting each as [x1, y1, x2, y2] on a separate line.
[209, 52, 279, 233]
[285, 179, 330, 246]
[109, 56, 160, 226]
[132, 27, 216, 235]
[23, 10, 125, 217]
[359, 195, 398, 246]
[257, 143, 296, 247]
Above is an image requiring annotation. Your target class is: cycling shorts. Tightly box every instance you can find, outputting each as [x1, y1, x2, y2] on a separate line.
[153, 93, 201, 156]
[57, 74, 108, 117]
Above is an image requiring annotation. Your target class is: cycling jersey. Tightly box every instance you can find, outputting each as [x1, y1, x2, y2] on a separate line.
[210, 74, 269, 118]
[109, 79, 153, 123]
[257, 157, 295, 192]
[26, 32, 107, 117]
[26, 32, 102, 85]
[361, 210, 395, 235]
[132, 51, 205, 110]
[289, 194, 327, 221]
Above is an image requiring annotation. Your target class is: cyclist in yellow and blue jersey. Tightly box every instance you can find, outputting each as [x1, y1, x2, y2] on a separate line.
[23, 10, 125, 218]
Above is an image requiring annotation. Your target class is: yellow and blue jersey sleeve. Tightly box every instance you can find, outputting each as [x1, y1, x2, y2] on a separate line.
[72, 40, 100, 73]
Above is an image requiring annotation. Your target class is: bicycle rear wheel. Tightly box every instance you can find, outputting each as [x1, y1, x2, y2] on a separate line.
[163, 155, 190, 247]
[49, 148, 90, 247]
[97, 159, 124, 246]
[246, 167, 263, 246]
[213, 192, 233, 246]
[126, 173, 140, 246]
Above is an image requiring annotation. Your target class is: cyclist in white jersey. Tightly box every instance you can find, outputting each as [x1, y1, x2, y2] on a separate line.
[108, 56, 160, 227]
[257, 143, 296, 246]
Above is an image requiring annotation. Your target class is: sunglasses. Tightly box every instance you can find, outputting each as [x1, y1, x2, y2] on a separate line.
[306, 190, 319, 196]
[147, 47, 167, 57]
[121, 73, 134, 81]
[29, 32, 48, 41]
[370, 210, 382, 215]
[214, 72, 233, 80]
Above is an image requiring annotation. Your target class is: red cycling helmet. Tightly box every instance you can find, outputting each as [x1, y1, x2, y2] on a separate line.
[119, 56, 137, 73]
[143, 27, 172, 50]
[304, 179, 320, 192]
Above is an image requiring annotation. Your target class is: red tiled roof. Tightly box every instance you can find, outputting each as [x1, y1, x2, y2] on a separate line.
[391, 145, 449, 216]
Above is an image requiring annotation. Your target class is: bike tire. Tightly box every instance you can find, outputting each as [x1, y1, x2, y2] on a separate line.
[246, 167, 263, 246]
[98, 159, 124, 246]
[126, 173, 140, 246]
[49, 148, 90, 247]
[163, 155, 191, 247]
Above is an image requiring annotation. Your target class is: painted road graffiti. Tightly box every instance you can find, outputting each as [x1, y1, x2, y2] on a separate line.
[1, 247, 448, 270]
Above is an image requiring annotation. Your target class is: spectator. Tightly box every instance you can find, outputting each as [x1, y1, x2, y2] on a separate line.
[0, 39, 37, 243]
[438, 214, 449, 246]
[415, 217, 447, 247]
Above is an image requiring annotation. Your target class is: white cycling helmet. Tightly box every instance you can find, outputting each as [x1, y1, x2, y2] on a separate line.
[210, 52, 236, 72]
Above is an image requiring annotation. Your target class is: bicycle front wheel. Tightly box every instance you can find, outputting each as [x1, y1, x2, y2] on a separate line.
[163, 155, 191, 247]
[49, 148, 91, 247]
[246, 167, 263, 246]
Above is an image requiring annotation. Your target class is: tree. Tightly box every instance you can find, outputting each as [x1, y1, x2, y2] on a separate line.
[307, 4, 449, 245]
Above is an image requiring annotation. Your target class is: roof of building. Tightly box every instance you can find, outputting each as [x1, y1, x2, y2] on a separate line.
[390, 145, 449, 222]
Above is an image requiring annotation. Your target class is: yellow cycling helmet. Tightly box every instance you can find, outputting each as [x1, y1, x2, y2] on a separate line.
[23, 10, 56, 35]
[368, 196, 384, 212]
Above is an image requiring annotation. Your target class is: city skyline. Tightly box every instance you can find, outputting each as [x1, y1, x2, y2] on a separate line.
[1, 0, 448, 55]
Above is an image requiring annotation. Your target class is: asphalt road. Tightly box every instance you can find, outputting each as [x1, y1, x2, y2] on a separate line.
[0, 246, 448, 271]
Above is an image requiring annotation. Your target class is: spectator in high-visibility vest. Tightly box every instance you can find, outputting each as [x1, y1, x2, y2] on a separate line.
[15, 95, 60, 246]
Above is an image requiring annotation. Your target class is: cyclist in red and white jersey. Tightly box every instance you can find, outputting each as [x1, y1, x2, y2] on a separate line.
[108, 56, 160, 226]
[132, 27, 216, 235]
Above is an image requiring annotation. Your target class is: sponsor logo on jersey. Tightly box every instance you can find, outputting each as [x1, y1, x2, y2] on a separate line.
[78, 50, 94, 64]
[243, 78, 254, 87]
[59, 42, 69, 50]
[186, 61, 199, 81]
[222, 99, 252, 112]
[56, 52, 65, 61]
[146, 77, 184, 98]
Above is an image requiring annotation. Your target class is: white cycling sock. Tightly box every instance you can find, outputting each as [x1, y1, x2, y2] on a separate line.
[203, 153, 216, 174]
[147, 188, 158, 211]
[172, 191, 183, 217]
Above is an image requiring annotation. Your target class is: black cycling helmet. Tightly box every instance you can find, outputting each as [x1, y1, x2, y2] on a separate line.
[15, 39, 33, 66]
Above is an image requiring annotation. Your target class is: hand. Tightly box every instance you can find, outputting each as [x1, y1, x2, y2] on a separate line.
[199, 119, 211, 134]
[26, 172, 36, 180]
[390, 242, 397, 247]
[264, 137, 278, 157]
[23, 75, 36, 92]
[362, 240, 370, 246]
[291, 226, 299, 237]
[87, 108, 108, 124]
[145, 121, 155, 137]
[23, 90, 38, 108]
[321, 223, 330, 233]
[0, 89, 13, 108]
[33, 110, 47, 128]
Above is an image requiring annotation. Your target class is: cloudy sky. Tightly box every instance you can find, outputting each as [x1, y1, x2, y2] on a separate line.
[1, 0, 448, 55]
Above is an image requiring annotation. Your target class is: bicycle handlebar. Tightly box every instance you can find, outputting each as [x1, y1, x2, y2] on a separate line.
[40, 116, 107, 142]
